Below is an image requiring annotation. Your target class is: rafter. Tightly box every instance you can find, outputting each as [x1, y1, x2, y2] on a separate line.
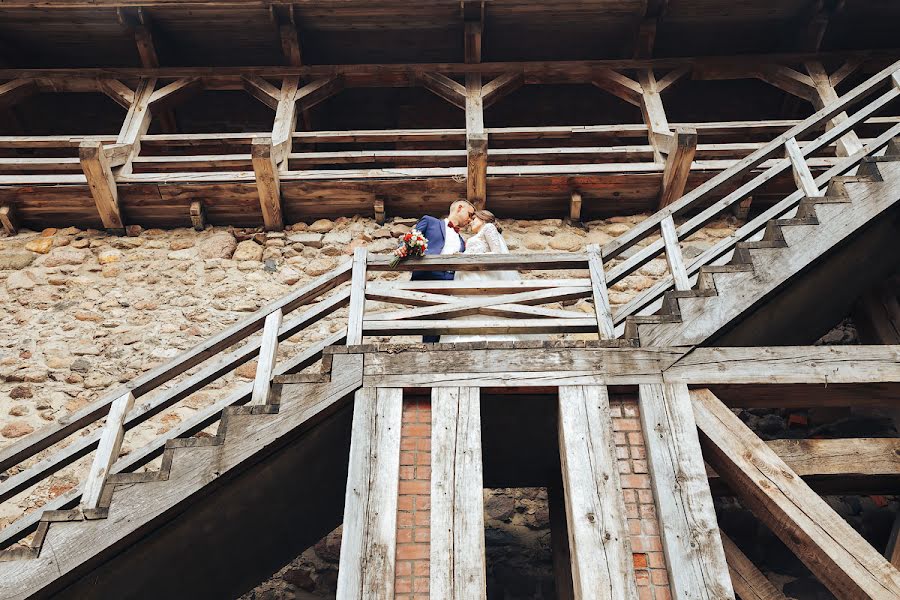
[242, 75, 281, 110]
[481, 72, 523, 109]
[147, 77, 202, 112]
[420, 72, 467, 109]
[591, 68, 642, 107]
[757, 64, 818, 103]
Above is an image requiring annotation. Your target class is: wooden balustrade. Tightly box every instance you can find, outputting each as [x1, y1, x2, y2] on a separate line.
[250, 309, 283, 406]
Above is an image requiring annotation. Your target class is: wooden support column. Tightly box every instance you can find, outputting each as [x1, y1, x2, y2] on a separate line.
[374, 198, 385, 225]
[659, 215, 691, 291]
[189, 200, 206, 231]
[785, 137, 823, 197]
[557, 385, 637, 600]
[638, 384, 734, 600]
[273, 4, 312, 130]
[250, 309, 282, 405]
[720, 533, 787, 600]
[271, 76, 301, 166]
[692, 388, 900, 599]
[548, 484, 576, 600]
[337, 387, 403, 600]
[346, 247, 368, 346]
[431, 387, 486, 600]
[251, 137, 284, 231]
[80, 140, 125, 232]
[637, 69, 672, 163]
[805, 61, 864, 157]
[465, 18, 487, 208]
[587, 244, 615, 340]
[569, 191, 582, 222]
[0, 204, 18, 236]
[115, 77, 156, 176]
[658, 127, 697, 209]
[81, 392, 135, 513]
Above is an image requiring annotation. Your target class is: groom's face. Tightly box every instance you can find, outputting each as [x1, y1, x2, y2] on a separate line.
[459, 204, 475, 226]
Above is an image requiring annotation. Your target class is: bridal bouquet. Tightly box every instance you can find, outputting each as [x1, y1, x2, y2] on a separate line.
[390, 229, 428, 268]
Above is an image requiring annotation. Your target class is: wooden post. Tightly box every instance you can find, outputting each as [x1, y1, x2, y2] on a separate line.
[336, 387, 403, 600]
[251, 137, 284, 231]
[638, 384, 734, 600]
[659, 215, 691, 292]
[692, 388, 900, 599]
[548, 484, 576, 600]
[784, 137, 823, 197]
[557, 385, 637, 600]
[346, 247, 368, 346]
[720, 533, 787, 600]
[431, 387, 486, 600]
[0, 204, 18, 236]
[659, 127, 698, 209]
[189, 200, 206, 231]
[466, 49, 487, 209]
[115, 77, 156, 176]
[250, 309, 282, 406]
[637, 69, 671, 163]
[569, 191, 583, 222]
[81, 392, 135, 513]
[587, 244, 615, 340]
[79, 140, 125, 232]
[271, 75, 301, 165]
[374, 198, 385, 225]
[804, 61, 864, 157]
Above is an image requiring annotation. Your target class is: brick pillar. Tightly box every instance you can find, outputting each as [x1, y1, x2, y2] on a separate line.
[395, 396, 432, 599]
[612, 398, 672, 600]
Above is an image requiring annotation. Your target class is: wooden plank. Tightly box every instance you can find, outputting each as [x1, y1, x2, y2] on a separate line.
[368, 279, 592, 295]
[367, 252, 588, 272]
[586, 244, 615, 340]
[720, 534, 787, 600]
[420, 72, 466, 109]
[639, 384, 734, 600]
[659, 128, 698, 208]
[557, 385, 637, 600]
[346, 247, 367, 346]
[659, 215, 691, 292]
[271, 76, 301, 164]
[250, 309, 283, 405]
[79, 140, 124, 231]
[336, 387, 403, 600]
[364, 318, 598, 337]
[692, 388, 900, 599]
[251, 137, 284, 231]
[784, 137, 822, 197]
[549, 484, 576, 600]
[664, 346, 900, 385]
[569, 191, 582, 221]
[0, 204, 17, 236]
[189, 200, 206, 231]
[81, 392, 135, 512]
[431, 387, 487, 600]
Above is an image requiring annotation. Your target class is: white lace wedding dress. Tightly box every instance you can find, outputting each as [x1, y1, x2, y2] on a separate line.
[442, 223, 525, 343]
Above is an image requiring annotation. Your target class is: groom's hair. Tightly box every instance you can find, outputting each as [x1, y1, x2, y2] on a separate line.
[449, 199, 474, 215]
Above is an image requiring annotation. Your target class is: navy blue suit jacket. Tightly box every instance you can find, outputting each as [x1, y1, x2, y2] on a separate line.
[410, 215, 465, 281]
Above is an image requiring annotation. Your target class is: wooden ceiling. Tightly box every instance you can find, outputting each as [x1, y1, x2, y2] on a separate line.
[0, 0, 898, 67]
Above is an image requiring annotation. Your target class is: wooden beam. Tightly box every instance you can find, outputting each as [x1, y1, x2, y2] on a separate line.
[346, 247, 367, 346]
[295, 76, 344, 111]
[431, 387, 487, 600]
[251, 137, 284, 231]
[592, 69, 642, 107]
[639, 384, 734, 600]
[720, 533, 787, 600]
[97, 79, 135, 109]
[757, 65, 818, 103]
[656, 65, 690, 93]
[242, 75, 281, 110]
[0, 204, 18, 236]
[830, 57, 864, 87]
[659, 215, 691, 291]
[637, 69, 672, 162]
[557, 385, 637, 600]
[420, 72, 467, 109]
[336, 387, 403, 600]
[481, 72, 524, 109]
[250, 309, 282, 405]
[466, 71, 487, 208]
[147, 77, 202, 112]
[81, 392, 135, 512]
[189, 200, 206, 231]
[464, 21, 482, 65]
[586, 244, 615, 340]
[805, 61, 864, 156]
[692, 388, 900, 599]
[115, 77, 156, 175]
[373, 198, 385, 225]
[569, 191, 582, 222]
[79, 140, 124, 231]
[658, 127, 698, 208]
[853, 278, 900, 345]
[888, 514, 900, 568]
[272, 5, 312, 130]
[271, 76, 301, 164]
[0, 79, 36, 111]
[632, 0, 668, 59]
[784, 137, 823, 197]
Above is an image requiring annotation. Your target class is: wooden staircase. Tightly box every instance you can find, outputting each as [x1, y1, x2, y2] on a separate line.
[626, 147, 900, 346]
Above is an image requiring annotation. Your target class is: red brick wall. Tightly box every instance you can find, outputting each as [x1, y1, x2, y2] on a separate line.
[392, 395, 671, 600]
[394, 396, 431, 600]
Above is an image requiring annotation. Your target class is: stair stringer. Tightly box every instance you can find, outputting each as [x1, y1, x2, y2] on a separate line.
[630, 156, 900, 347]
[0, 353, 364, 600]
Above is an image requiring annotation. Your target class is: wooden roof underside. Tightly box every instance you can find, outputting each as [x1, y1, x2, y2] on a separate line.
[0, 0, 899, 67]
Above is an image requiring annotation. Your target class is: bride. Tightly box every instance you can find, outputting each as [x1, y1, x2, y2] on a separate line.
[442, 209, 525, 343]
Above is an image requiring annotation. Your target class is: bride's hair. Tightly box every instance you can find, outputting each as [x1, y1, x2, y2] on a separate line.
[474, 209, 502, 233]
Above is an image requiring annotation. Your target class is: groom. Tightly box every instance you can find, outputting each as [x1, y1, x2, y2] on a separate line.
[412, 199, 475, 342]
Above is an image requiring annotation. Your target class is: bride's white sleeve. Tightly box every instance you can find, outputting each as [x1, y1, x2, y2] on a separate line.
[483, 223, 508, 254]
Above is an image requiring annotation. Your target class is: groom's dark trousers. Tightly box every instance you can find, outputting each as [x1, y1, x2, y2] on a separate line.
[411, 215, 466, 343]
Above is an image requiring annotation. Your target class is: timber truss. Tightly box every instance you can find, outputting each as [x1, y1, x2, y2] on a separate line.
[0, 51, 899, 232]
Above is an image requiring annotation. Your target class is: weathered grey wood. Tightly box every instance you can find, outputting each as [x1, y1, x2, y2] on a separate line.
[367, 279, 591, 296]
[586, 244, 615, 340]
[431, 387, 487, 600]
[250, 309, 283, 405]
[466, 72, 488, 208]
[659, 128, 698, 208]
[659, 215, 690, 291]
[548, 484, 576, 600]
[784, 137, 822, 197]
[81, 392, 135, 512]
[557, 385, 637, 600]
[420, 72, 466, 109]
[639, 383, 734, 600]
[336, 387, 403, 600]
[805, 61, 864, 157]
[252, 137, 284, 231]
[364, 317, 598, 337]
[720, 534, 787, 600]
[242, 75, 281, 110]
[368, 252, 587, 272]
[664, 346, 900, 384]
[692, 388, 900, 599]
[79, 140, 124, 230]
[346, 247, 368, 345]
[271, 76, 301, 164]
